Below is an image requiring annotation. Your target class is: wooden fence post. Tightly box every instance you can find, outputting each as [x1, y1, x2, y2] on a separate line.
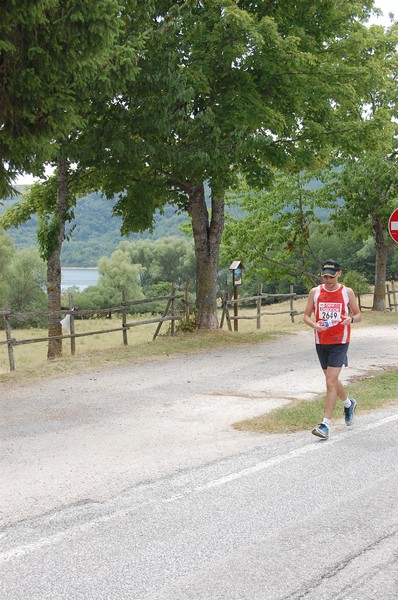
[153, 286, 174, 340]
[220, 292, 232, 331]
[185, 278, 190, 322]
[3, 308, 15, 372]
[122, 289, 128, 346]
[225, 293, 232, 332]
[69, 293, 76, 356]
[220, 292, 226, 329]
[387, 281, 397, 312]
[257, 284, 263, 329]
[171, 283, 176, 336]
[233, 284, 239, 332]
[289, 285, 295, 323]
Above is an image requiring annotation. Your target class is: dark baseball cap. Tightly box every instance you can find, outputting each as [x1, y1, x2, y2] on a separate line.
[321, 260, 341, 276]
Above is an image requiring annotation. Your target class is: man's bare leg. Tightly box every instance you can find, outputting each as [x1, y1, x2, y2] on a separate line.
[323, 366, 343, 419]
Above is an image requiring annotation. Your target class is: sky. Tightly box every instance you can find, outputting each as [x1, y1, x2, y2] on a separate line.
[372, 0, 396, 26]
[13, 0, 396, 186]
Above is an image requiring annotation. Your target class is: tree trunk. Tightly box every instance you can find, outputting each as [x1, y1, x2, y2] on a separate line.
[47, 157, 69, 358]
[372, 215, 388, 311]
[187, 183, 224, 329]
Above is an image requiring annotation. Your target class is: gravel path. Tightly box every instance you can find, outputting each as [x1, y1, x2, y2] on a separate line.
[1, 324, 397, 526]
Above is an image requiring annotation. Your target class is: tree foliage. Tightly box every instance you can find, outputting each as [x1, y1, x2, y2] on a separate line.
[5, 248, 47, 314]
[94, 249, 145, 308]
[319, 154, 397, 308]
[222, 172, 328, 287]
[0, 228, 14, 306]
[1, 0, 146, 356]
[0, 0, 131, 196]
[317, 22, 398, 309]
[69, 255, 144, 312]
[222, 20, 398, 305]
[3, 1, 396, 335]
[80, 0, 380, 328]
[0, 238, 47, 326]
[118, 237, 196, 293]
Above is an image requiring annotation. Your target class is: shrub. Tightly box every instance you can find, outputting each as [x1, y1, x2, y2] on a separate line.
[342, 270, 371, 294]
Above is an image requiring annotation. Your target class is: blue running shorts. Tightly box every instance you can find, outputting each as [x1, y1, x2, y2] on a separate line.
[315, 343, 349, 369]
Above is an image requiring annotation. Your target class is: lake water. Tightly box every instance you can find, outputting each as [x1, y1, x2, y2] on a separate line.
[61, 267, 99, 291]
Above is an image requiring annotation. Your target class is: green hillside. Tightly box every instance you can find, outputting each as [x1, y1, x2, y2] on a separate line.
[1, 180, 329, 267]
[0, 189, 190, 266]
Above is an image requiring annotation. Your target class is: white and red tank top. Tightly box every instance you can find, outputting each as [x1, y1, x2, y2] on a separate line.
[313, 284, 351, 344]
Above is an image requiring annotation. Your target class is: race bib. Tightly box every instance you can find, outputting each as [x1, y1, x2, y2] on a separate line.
[319, 302, 342, 322]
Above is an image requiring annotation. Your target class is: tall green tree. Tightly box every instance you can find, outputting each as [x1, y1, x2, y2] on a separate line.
[1, 0, 145, 357]
[320, 155, 397, 310]
[94, 249, 145, 308]
[84, 0, 380, 329]
[223, 20, 398, 302]
[118, 237, 196, 293]
[318, 22, 398, 310]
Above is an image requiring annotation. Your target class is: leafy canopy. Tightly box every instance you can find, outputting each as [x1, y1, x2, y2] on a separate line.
[83, 1, 377, 234]
[0, 0, 132, 196]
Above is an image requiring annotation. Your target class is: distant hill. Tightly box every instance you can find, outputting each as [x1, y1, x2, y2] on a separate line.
[0, 189, 191, 266]
[1, 179, 330, 267]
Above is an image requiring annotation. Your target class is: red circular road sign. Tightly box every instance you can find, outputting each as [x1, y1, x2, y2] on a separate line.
[389, 208, 398, 243]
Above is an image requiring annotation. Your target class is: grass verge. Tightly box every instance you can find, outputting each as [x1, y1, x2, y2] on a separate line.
[233, 367, 398, 434]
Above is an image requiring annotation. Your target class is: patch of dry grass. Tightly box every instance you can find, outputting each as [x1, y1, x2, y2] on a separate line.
[234, 368, 398, 434]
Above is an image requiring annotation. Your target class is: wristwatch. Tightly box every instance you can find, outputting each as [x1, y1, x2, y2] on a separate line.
[351, 316, 354, 323]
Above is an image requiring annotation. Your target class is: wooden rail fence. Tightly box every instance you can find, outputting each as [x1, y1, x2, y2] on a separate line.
[1, 281, 396, 371]
[386, 281, 398, 312]
[1, 284, 186, 372]
[220, 285, 307, 331]
[356, 281, 397, 311]
[220, 282, 397, 331]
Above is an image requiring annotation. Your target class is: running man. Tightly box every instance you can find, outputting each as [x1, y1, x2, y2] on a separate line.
[304, 260, 362, 439]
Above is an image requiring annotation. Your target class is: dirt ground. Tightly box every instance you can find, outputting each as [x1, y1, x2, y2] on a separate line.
[1, 324, 398, 526]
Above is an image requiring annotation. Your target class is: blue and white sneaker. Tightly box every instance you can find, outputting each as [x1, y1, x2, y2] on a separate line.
[344, 398, 357, 426]
[312, 423, 329, 440]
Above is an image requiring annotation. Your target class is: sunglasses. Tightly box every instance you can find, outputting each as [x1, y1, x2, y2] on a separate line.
[321, 273, 338, 279]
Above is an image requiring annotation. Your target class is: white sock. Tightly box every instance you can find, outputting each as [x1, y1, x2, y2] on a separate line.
[343, 398, 351, 408]
[322, 418, 330, 427]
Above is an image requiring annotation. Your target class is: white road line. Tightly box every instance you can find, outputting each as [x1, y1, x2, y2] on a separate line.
[2, 413, 398, 563]
[190, 413, 398, 493]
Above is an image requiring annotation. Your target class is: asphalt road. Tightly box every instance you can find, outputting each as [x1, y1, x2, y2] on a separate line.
[1, 410, 398, 599]
[1, 324, 398, 598]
